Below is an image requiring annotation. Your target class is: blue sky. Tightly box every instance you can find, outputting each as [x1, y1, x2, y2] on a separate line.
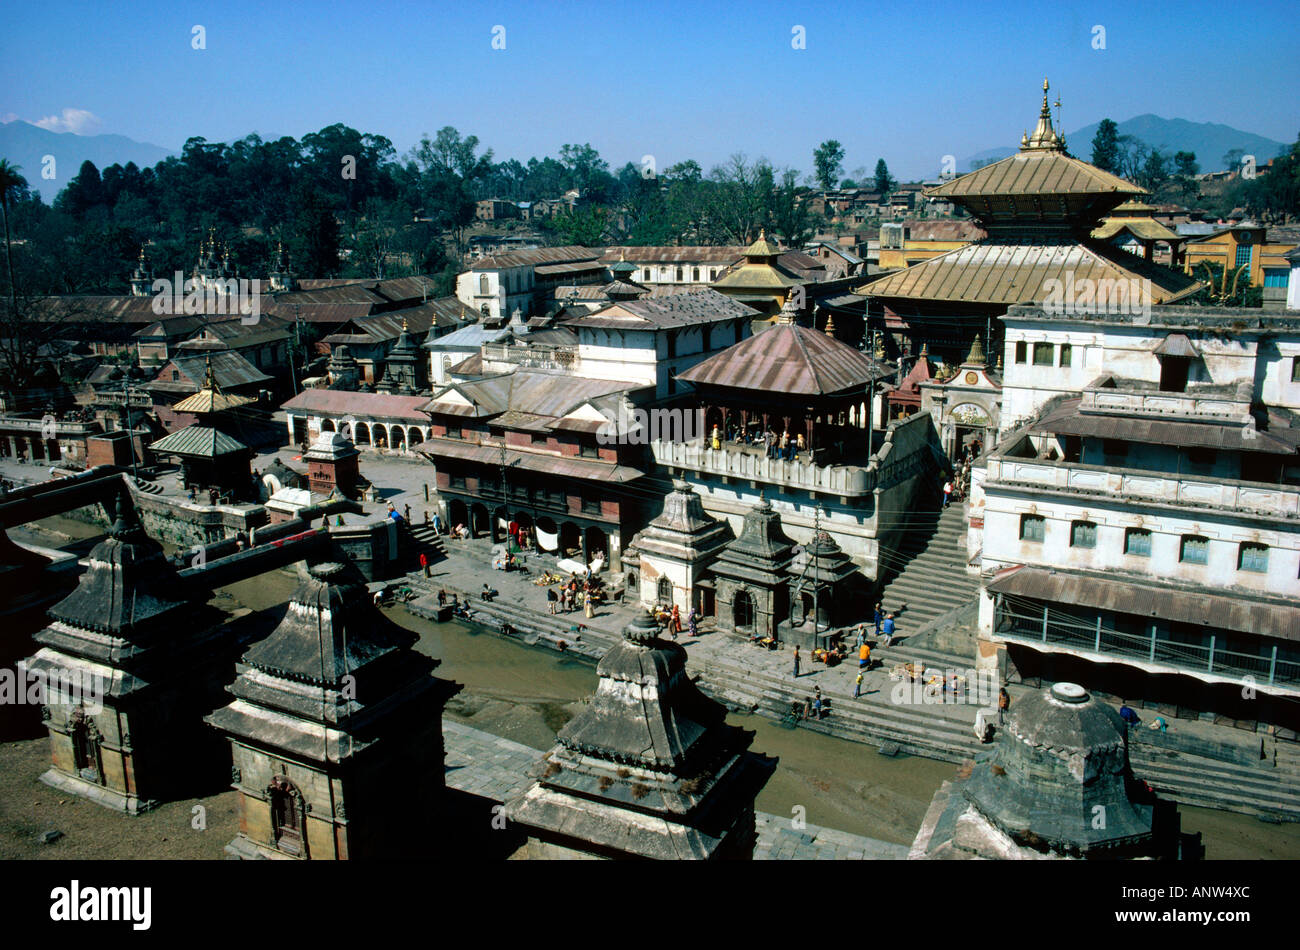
[3, 0, 1297, 179]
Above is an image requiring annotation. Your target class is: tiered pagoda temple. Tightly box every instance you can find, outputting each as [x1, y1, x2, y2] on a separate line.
[911, 682, 1191, 860]
[375, 319, 427, 395]
[206, 560, 460, 859]
[860, 80, 1202, 366]
[148, 357, 256, 500]
[505, 609, 774, 859]
[26, 486, 229, 812]
[710, 230, 802, 322]
[711, 496, 797, 641]
[781, 529, 863, 647]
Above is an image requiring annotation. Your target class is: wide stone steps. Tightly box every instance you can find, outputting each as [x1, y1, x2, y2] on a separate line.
[877, 507, 978, 634]
[1127, 748, 1300, 821]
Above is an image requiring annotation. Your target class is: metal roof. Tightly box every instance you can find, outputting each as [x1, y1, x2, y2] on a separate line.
[560, 289, 758, 330]
[281, 388, 431, 422]
[1032, 398, 1300, 456]
[599, 246, 747, 264]
[149, 424, 248, 458]
[926, 149, 1144, 200]
[859, 239, 1203, 306]
[412, 436, 644, 483]
[677, 322, 891, 397]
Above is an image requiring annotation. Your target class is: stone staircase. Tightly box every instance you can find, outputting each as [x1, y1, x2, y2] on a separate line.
[1127, 742, 1300, 822]
[876, 505, 978, 635]
[402, 520, 448, 572]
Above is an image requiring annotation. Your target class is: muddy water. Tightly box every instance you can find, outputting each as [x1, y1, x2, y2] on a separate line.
[14, 514, 1300, 856]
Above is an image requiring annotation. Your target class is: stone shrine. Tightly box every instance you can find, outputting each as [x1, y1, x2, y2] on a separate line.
[505, 609, 774, 859]
[26, 486, 229, 813]
[623, 480, 732, 614]
[711, 496, 796, 641]
[910, 682, 1191, 859]
[205, 560, 460, 859]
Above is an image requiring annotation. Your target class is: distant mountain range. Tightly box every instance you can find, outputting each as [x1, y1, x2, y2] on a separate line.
[961, 115, 1289, 174]
[0, 120, 174, 202]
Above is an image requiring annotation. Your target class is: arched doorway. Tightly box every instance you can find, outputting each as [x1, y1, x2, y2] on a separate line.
[447, 499, 469, 532]
[584, 525, 609, 565]
[559, 522, 581, 558]
[321, 419, 336, 433]
[391, 427, 406, 450]
[733, 590, 755, 632]
[354, 422, 371, 446]
[535, 516, 559, 552]
[408, 426, 424, 447]
[374, 425, 388, 449]
[268, 776, 307, 857]
[69, 709, 103, 785]
[470, 503, 489, 538]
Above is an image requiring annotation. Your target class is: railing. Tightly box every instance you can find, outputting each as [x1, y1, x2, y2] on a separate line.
[480, 342, 577, 371]
[986, 457, 1300, 520]
[651, 411, 937, 498]
[994, 595, 1300, 689]
[1079, 384, 1251, 423]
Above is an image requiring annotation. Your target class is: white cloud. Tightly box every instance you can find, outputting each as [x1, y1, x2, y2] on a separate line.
[32, 108, 103, 135]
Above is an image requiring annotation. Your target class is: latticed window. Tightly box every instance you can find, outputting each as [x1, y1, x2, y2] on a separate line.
[1180, 535, 1209, 565]
[1059, 343, 1072, 367]
[1070, 520, 1097, 548]
[1125, 528, 1152, 557]
[1235, 245, 1252, 268]
[1033, 343, 1055, 366]
[657, 576, 673, 603]
[1020, 515, 1045, 542]
[1239, 543, 1269, 573]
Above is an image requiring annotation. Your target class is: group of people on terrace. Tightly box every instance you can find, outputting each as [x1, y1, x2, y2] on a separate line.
[709, 423, 807, 461]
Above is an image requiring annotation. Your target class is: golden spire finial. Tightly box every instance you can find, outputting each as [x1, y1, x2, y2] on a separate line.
[204, 355, 216, 392]
[402, 317, 409, 332]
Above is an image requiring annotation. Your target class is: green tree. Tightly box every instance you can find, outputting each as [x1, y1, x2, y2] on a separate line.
[0, 159, 24, 320]
[874, 159, 895, 194]
[1091, 119, 1121, 173]
[289, 183, 340, 278]
[813, 140, 845, 191]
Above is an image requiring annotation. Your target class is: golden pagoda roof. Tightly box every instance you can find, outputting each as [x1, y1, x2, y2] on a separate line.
[171, 357, 256, 414]
[711, 263, 800, 291]
[1091, 218, 1182, 243]
[927, 80, 1143, 202]
[742, 229, 781, 259]
[858, 239, 1202, 306]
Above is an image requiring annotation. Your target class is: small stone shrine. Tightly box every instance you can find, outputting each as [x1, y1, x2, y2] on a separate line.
[505, 609, 774, 859]
[205, 560, 460, 859]
[711, 496, 796, 641]
[304, 430, 361, 499]
[780, 530, 862, 648]
[375, 320, 426, 395]
[26, 485, 228, 813]
[623, 480, 732, 614]
[910, 682, 1191, 860]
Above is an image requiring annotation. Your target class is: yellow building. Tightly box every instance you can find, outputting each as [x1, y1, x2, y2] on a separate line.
[1182, 223, 1296, 290]
[877, 219, 984, 270]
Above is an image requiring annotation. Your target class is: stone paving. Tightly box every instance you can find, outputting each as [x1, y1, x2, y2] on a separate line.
[443, 719, 905, 860]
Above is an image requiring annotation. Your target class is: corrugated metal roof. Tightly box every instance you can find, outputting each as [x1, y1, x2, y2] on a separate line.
[677, 323, 891, 397]
[1092, 219, 1182, 243]
[987, 566, 1300, 642]
[474, 245, 600, 269]
[859, 239, 1202, 306]
[149, 424, 248, 458]
[600, 246, 746, 264]
[534, 260, 607, 276]
[281, 388, 431, 421]
[561, 289, 758, 330]
[1032, 398, 1300, 456]
[412, 436, 643, 483]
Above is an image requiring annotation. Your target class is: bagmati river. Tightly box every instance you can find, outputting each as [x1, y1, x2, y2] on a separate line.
[14, 515, 1300, 858]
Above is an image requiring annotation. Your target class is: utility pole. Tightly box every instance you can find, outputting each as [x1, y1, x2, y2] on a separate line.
[121, 375, 140, 482]
[811, 505, 822, 639]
